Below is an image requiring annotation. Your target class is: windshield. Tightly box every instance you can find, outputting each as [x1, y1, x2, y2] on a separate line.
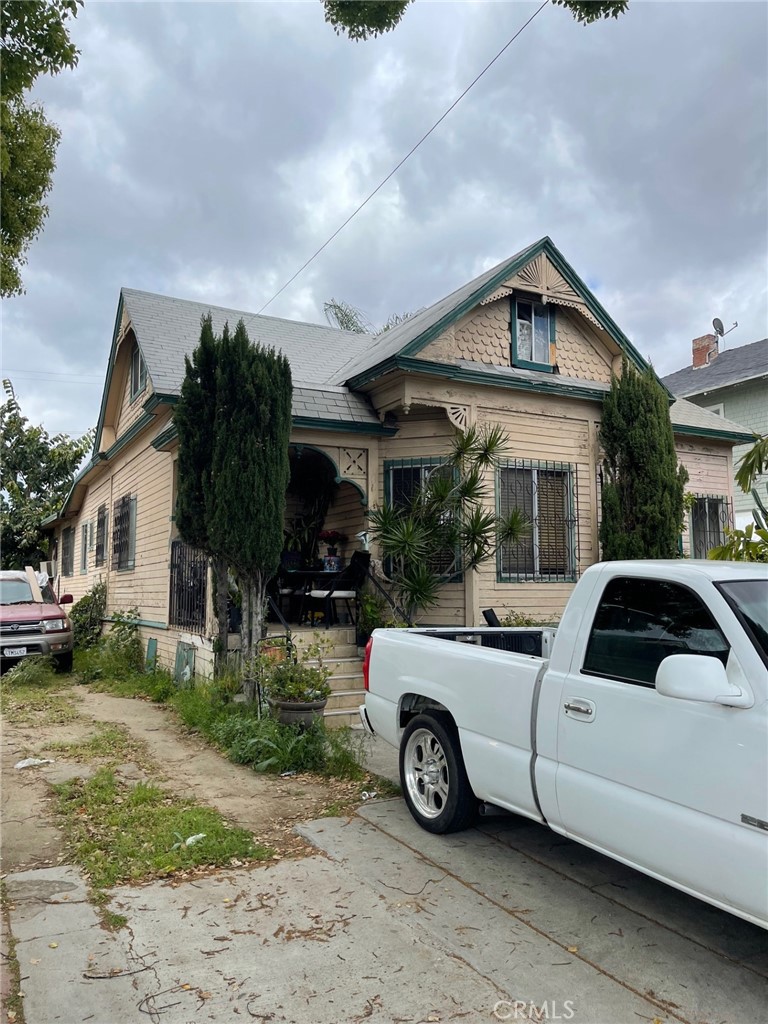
[0, 579, 34, 605]
[717, 580, 768, 666]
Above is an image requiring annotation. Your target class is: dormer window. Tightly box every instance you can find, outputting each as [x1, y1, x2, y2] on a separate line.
[511, 298, 555, 372]
[130, 343, 147, 400]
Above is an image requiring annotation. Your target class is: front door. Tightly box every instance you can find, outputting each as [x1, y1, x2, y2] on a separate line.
[553, 574, 766, 922]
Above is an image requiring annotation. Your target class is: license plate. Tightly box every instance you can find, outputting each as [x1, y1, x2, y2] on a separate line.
[3, 647, 27, 657]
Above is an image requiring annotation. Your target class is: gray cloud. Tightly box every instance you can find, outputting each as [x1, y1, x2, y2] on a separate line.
[3, 0, 766, 438]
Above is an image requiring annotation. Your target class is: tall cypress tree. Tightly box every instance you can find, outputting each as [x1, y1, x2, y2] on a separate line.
[174, 315, 230, 665]
[599, 361, 688, 560]
[208, 320, 292, 693]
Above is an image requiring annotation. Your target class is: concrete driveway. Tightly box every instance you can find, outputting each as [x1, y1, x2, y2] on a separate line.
[5, 795, 766, 1024]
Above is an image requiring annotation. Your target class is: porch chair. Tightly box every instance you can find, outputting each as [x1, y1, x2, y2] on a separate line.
[308, 551, 371, 629]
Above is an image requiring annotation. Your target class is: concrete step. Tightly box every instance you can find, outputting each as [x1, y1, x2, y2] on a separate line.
[326, 688, 366, 712]
[323, 705, 364, 728]
[305, 656, 364, 679]
[280, 625, 358, 648]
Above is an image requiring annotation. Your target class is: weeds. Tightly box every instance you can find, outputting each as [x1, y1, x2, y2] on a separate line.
[47, 722, 148, 767]
[1, 658, 79, 726]
[54, 767, 271, 889]
[172, 685, 366, 779]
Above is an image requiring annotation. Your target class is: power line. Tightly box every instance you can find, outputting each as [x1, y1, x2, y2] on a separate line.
[3, 367, 103, 381]
[253, 0, 550, 319]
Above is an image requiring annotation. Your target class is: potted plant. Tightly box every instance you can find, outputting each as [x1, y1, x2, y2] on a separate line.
[263, 658, 332, 726]
[318, 529, 347, 556]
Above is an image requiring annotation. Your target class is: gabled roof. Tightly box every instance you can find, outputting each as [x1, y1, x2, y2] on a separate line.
[333, 236, 651, 387]
[121, 288, 374, 395]
[662, 338, 768, 398]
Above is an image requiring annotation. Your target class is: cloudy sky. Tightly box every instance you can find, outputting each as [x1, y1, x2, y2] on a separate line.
[3, 0, 767, 438]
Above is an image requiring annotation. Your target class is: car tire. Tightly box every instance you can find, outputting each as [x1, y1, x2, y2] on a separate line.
[399, 711, 477, 834]
[55, 651, 73, 673]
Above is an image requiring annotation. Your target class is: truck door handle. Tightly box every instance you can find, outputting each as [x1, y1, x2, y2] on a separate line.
[563, 699, 594, 716]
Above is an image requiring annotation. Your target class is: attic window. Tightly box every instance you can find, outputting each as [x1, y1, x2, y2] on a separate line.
[511, 299, 555, 372]
[130, 344, 147, 400]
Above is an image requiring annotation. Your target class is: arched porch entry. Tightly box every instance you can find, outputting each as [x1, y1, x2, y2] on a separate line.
[283, 444, 368, 569]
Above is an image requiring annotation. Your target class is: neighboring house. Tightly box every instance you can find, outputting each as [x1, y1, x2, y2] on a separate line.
[663, 336, 768, 538]
[46, 237, 752, 678]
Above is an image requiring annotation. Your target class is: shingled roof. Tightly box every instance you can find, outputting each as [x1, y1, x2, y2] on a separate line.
[662, 338, 768, 397]
[121, 288, 375, 394]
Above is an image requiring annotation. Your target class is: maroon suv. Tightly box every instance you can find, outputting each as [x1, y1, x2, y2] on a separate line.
[0, 569, 74, 672]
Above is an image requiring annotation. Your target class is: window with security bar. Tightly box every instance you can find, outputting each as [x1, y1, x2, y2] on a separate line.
[384, 458, 461, 580]
[497, 461, 578, 581]
[95, 505, 108, 567]
[690, 495, 731, 558]
[112, 494, 137, 571]
[169, 540, 208, 632]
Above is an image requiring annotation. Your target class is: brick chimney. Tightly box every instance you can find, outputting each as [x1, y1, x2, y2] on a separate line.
[692, 333, 718, 368]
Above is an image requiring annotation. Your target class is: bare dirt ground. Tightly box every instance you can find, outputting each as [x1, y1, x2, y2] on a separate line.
[1, 685, 361, 877]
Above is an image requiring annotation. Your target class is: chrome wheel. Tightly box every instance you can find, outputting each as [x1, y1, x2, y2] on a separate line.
[403, 727, 450, 820]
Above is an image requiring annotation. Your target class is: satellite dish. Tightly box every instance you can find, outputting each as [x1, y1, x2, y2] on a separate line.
[713, 318, 725, 337]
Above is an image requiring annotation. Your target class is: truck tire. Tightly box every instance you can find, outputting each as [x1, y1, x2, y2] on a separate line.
[399, 712, 477, 834]
[55, 651, 73, 673]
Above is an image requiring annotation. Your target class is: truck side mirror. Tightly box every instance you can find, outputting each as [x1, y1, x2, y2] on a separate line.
[59, 594, 74, 605]
[655, 654, 752, 708]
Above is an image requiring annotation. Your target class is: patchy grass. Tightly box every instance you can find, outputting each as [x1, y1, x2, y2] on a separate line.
[54, 768, 272, 889]
[47, 722, 149, 768]
[1, 660, 80, 727]
[1, 881, 26, 1024]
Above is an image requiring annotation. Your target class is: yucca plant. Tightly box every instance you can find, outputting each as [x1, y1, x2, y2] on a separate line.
[368, 425, 530, 619]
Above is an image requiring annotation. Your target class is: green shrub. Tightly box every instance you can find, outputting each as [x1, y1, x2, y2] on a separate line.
[499, 610, 559, 628]
[106, 609, 143, 671]
[2, 655, 56, 687]
[173, 683, 364, 778]
[70, 582, 107, 649]
[262, 660, 331, 703]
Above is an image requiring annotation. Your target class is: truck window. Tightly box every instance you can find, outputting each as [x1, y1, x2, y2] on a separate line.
[583, 577, 730, 687]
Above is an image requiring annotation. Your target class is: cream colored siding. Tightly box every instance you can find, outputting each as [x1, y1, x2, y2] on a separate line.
[108, 442, 174, 622]
[322, 482, 366, 561]
[476, 397, 597, 622]
[453, 300, 509, 364]
[379, 410, 465, 626]
[114, 363, 154, 441]
[675, 438, 733, 557]
[554, 309, 612, 383]
[417, 301, 613, 384]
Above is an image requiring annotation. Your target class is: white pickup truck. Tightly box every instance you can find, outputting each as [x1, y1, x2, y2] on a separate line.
[361, 560, 768, 929]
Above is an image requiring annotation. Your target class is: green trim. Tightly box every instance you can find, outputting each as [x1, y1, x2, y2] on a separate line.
[348, 237, 652, 389]
[103, 616, 168, 630]
[104, 411, 155, 461]
[510, 297, 555, 373]
[673, 424, 754, 444]
[151, 423, 179, 451]
[292, 416, 398, 436]
[92, 293, 125, 457]
[397, 238, 544, 363]
[129, 346, 147, 403]
[143, 392, 178, 412]
[391, 356, 609, 402]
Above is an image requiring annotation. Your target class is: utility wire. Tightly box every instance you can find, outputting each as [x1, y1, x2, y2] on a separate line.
[3, 368, 103, 381]
[254, 0, 550, 318]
